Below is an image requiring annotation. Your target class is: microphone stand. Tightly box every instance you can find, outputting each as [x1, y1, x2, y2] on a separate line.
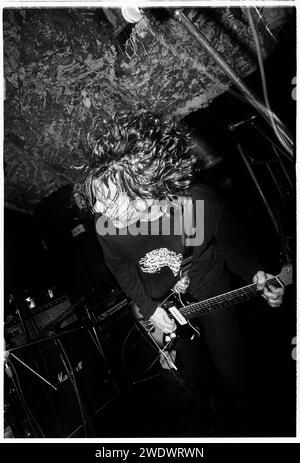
[230, 122, 294, 264]
[171, 8, 293, 159]
[82, 303, 120, 394]
[171, 8, 294, 264]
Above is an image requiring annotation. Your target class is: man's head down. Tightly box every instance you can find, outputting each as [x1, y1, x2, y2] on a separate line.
[74, 111, 197, 213]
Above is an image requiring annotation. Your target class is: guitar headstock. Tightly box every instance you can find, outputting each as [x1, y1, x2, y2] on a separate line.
[278, 264, 293, 287]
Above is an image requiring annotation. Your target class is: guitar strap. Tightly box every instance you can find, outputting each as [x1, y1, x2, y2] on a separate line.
[156, 197, 195, 371]
[180, 196, 194, 277]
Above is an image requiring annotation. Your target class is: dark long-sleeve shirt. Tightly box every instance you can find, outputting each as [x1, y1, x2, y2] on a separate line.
[95, 184, 261, 318]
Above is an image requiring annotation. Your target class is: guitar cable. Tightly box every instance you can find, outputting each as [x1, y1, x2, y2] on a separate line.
[126, 308, 210, 407]
[122, 291, 178, 376]
[131, 288, 184, 372]
[121, 324, 171, 382]
[121, 325, 138, 385]
[152, 289, 210, 405]
[148, 333, 177, 371]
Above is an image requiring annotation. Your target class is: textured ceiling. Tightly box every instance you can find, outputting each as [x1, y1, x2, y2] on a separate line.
[3, 7, 293, 212]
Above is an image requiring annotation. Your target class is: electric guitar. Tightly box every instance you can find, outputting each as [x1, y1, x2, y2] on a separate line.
[131, 264, 293, 352]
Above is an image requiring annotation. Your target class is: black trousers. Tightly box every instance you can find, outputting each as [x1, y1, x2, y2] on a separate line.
[172, 306, 256, 425]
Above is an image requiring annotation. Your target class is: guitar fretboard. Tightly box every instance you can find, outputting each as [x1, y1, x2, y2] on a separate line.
[181, 276, 281, 320]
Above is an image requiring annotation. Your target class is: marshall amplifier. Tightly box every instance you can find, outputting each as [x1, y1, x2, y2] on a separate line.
[96, 290, 129, 321]
[6, 327, 119, 437]
[5, 296, 77, 347]
[26, 295, 77, 336]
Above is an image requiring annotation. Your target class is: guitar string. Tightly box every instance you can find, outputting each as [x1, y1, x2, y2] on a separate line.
[183, 289, 261, 318]
[182, 277, 279, 319]
[183, 282, 275, 318]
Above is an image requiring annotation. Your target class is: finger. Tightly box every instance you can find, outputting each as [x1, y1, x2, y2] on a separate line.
[263, 287, 283, 301]
[162, 311, 174, 323]
[180, 280, 189, 287]
[162, 322, 176, 332]
[261, 290, 281, 303]
[254, 271, 267, 290]
[175, 279, 189, 290]
[151, 317, 173, 333]
[162, 315, 176, 331]
[266, 285, 284, 295]
[176, 286, 188, 294]
[154, 320, 174, 333]
[161, 325, 176, 334]
[158, 320, 174, 331]
[262, 296, 282, 308]
[261, 293, 283, 306]
[268, 300, 282, 308]
[176, 283, 187, 291]
[267, 298, 282, 306]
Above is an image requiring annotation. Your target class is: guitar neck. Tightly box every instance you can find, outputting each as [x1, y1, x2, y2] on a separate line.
[181, 276, 282, 320]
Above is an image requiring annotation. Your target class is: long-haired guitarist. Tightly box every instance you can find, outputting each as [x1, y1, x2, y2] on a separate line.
[74, 111, 284, 434]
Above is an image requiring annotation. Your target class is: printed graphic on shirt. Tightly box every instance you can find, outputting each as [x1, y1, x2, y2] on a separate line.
[139, 248, 183, 276]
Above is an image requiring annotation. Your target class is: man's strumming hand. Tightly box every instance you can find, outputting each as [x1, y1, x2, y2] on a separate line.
[150, 307, 176, 333]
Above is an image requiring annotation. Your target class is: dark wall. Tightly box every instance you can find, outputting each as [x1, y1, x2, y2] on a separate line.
[4, 208, 50, 298]
[34, 184, 118, 304]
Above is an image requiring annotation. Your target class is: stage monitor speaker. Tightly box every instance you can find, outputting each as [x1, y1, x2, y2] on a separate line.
[6, 328, 119, 437]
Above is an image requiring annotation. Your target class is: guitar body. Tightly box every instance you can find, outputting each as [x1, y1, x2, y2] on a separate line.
[130, 292, 201, 350]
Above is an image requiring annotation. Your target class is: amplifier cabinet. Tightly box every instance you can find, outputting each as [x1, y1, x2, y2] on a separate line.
[5, 328, 119, 437]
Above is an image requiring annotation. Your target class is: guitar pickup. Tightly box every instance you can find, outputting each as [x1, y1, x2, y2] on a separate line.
[168, 306, 188, 325]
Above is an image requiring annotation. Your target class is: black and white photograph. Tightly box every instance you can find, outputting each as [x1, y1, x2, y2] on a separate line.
[2, 1, 297, 444]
